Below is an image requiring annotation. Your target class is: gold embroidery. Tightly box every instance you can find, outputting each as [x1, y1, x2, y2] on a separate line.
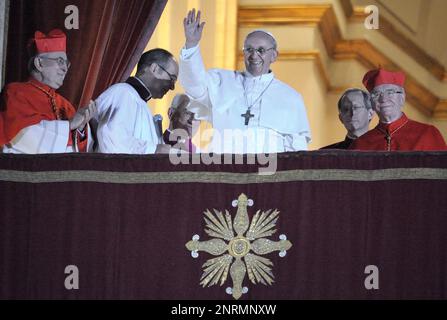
[377, 118, 409, 151]
[186, 193, 292, 300]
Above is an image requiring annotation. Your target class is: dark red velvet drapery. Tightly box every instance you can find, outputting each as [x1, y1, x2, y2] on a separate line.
[5, 0, 167, 108]
[1, 151, 447, 299]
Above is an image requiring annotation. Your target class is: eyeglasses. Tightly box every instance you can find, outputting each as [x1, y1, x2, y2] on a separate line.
[340, 106, 367, 114]
[370, 89, 402, 100]
[242, 47, 275, 56]
[39, 57, 71, 69]
[156, 63, 177, 83]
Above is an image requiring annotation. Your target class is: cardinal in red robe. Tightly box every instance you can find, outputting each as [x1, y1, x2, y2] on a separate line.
[0, 29, 96, 153]
[349, 69, 447, 151]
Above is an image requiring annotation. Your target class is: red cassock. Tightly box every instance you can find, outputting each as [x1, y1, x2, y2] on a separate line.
[349, 113, 447, 151]
[0, 78, 87, 152]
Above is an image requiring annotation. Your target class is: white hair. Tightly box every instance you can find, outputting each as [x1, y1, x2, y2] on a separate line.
[170, 93, 190, 110]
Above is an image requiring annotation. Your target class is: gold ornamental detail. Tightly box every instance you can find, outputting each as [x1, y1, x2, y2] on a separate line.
[185, 193, 292, 300]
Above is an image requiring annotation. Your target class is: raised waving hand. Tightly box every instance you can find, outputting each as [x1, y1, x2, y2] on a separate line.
[183, 8, 205, 49]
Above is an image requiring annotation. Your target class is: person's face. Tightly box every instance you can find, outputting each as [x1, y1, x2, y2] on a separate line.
[170, 102, 195, 134]
[339, 91, 373, 136]
[370, 84, 405, 123]
[243, 32, 277, 77]
[148, 58, 179, 99]
[36, 52, 69, 89]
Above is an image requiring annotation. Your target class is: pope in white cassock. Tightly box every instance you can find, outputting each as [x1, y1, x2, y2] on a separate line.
[94, 49, 178, 154]
[179, 9, 311, 154]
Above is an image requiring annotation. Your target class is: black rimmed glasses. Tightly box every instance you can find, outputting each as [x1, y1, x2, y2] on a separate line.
[242, 47, 275, 56]
[156, 63, 177, 83]
[371, 89, 403, 100]
[340, 105, 367, 115]
[39, 56, 71, 69]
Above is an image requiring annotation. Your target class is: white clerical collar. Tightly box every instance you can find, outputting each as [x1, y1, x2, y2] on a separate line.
[244, 70, 275, 82]
[134, 76, 152, 99]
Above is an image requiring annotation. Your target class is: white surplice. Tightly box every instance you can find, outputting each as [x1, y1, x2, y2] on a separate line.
[94, 83, 158, 154]
[179, 45, 311, 154]
[1, 120, 92, 154]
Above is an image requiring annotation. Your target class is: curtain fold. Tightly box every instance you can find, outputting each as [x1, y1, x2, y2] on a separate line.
[5, 0, 167, 108]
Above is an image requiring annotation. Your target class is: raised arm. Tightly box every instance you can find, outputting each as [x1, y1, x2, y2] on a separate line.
[179, 9, 213, 114]
[184, 8, 205, 49]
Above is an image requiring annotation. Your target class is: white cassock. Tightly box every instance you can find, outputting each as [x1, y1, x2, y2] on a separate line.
[2, 121, 92, 153]
[179, 45, 311, 154]
[94, 83, 158, 154]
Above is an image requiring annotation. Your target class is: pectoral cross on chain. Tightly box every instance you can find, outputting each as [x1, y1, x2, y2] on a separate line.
[385, 134, 391, 151]
[241, 109, 254, 125]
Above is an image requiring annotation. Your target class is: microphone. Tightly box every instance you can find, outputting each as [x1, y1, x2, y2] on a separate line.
[153, 114, 163, 144]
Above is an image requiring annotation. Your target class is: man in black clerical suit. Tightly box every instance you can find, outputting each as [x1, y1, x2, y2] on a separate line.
[321, 88, 374, 149]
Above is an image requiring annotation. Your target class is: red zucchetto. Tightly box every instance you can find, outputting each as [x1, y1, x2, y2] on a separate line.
[362, 69, 405, 92]
[28, 29, 66, 55]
